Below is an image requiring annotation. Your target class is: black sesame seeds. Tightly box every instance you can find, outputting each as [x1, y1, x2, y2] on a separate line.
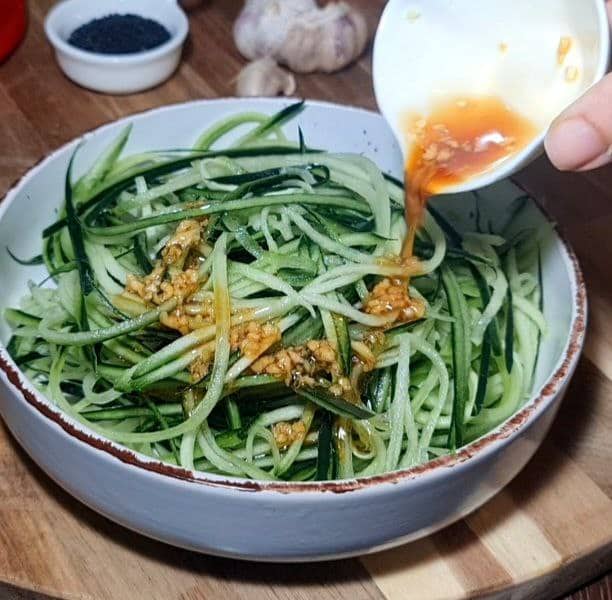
[68, 14, 171, 55]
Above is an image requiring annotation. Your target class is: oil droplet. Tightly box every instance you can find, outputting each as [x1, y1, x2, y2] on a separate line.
[557, 36, 573, 66]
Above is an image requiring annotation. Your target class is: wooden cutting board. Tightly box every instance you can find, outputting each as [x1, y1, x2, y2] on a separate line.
[0, 355, 611, 600]
[0, 1, 611, 599]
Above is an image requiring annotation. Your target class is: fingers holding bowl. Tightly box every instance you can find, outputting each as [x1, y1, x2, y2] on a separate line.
[545, 73, 612, 171]
[545, 1, 612, 172]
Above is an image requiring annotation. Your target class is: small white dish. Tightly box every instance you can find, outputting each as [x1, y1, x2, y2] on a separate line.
[0, 99, 587, 561]
[373, 0, 611, 193]
[45, 0, 189, 95]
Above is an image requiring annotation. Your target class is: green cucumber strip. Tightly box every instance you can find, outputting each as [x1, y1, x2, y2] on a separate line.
[505, 286, 514, 372]
[293, 386, 374, 420]
[225, 397, 242, 430]
[211, 164, 324, 185]
[531, 247, 544, 384]
[474, 330, 492, 415]
[371, 367, 393, 413]
[332, 312, 351, 376]
[470, 264, 502, 355]
[134, 235, 153, 274]
[316, 411, 333, 480]
[4, 309, 42, 328]
[86, 193, 368, 238]
[220, 166, 329, 201]
[6, 249, 44, 266]
[470, 264, 496, 415]
[237, 101, 305, 147]
[83, 403, 183, 421]
[147, 399, 181, 463]
[73, 124, 132, 203]
[43, 146, 319, 237]
[282, 312, 324, 347]
[441, 264, 471, 449]
[40, 300, 177, 346]
[64, 147, 94, 333]
[287, 463, 317, 482]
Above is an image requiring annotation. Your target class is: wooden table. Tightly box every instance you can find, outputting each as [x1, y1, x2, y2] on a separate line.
[0, 1, 611, 599]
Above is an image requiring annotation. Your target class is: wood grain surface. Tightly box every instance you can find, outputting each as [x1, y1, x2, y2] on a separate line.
[0, 1, 611, 599]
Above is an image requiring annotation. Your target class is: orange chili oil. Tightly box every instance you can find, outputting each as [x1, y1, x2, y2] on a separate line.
[401, 95, 537, 260]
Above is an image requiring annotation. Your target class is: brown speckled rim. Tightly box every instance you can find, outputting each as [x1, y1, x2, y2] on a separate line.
[0, 99, 587, 495]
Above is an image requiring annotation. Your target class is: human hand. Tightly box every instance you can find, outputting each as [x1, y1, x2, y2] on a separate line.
[544, 0, 612, 171]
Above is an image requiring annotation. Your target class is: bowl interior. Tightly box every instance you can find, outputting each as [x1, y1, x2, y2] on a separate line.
[47, 0, 186, 47]
[0, 99, 577, 468]
[375, 0, 608, 130]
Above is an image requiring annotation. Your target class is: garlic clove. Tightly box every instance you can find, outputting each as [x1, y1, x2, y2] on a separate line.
[236, 57, 297, 97]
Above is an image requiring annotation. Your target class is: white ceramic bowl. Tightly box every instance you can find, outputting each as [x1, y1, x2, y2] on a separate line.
[0, 99, 586, 561]
[373, 0, 611, 193]
[45, 0, 189, 94]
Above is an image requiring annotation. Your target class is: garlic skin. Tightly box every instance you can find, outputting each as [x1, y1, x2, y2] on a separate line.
[236, 57, 297, 97]
[233, 0, 368, 74]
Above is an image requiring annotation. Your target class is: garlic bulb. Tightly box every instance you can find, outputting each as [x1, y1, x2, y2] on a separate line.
[233, 0, 368, 74]
[236, 57, 297, 97]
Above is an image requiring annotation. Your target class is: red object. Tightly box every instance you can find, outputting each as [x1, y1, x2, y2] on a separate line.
[0, 0, 27, 63]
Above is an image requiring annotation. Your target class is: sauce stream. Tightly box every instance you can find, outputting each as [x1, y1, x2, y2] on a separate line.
[402, 96, 537, 262]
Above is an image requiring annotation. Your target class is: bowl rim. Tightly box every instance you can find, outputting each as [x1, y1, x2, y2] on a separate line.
[44, 0, 189, 66]
[0, 97, 587, 495]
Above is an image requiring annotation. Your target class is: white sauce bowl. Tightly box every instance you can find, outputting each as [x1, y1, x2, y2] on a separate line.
[45, 0, 189, 95]
[373, 0, 610, 193]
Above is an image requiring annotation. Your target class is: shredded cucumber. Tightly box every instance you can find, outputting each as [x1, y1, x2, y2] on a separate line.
[4, 102, 545, 481]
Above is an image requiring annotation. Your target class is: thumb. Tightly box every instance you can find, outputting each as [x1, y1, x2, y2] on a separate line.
[545, 73, 612, 171]
[545, 0, 612, 173]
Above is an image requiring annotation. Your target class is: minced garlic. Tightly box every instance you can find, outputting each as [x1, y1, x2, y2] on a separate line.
[230, 320, 281, 359]
[250, 340, 340, 386]
[162, 219, 203, 267]
[272, 420, 307, 448]
[121, 218, 211, 334]
[363, 278, 425, 324]
[189, 347, 214, 382]
[126, 267, 200, 307]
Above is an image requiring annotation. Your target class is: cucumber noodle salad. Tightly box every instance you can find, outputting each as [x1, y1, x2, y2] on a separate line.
[4, 102, 547, 482]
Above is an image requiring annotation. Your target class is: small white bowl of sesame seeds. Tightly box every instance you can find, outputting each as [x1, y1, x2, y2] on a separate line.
[45, 0, 189, 95]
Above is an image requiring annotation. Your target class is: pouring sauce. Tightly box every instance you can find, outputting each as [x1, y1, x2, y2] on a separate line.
[401, 96, 537, 260]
